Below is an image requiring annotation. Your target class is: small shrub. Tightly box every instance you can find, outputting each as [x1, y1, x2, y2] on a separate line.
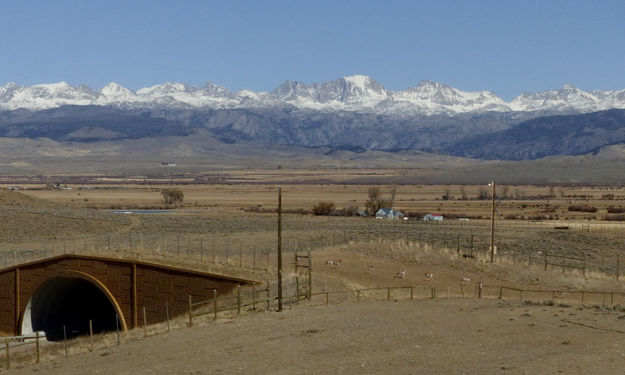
[568, 204, 597, 213]
[608, 206, 625, 214]
[312, 201, 336, 216]
[342, 204, 359, 217]
[161, 189, 184, 205]
[604, 214, 625, 221]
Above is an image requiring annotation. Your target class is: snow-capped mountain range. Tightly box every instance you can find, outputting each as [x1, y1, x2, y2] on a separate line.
[1, 75, 624, 115]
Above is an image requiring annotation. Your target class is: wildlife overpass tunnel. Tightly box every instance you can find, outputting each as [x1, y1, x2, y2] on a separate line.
[0, 254, 255, 340]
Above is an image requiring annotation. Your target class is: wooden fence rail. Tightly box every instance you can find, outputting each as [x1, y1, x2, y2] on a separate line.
[1, 332, 43, 369]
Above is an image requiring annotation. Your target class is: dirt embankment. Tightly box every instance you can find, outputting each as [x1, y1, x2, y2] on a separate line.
[6, 299, 625, 375]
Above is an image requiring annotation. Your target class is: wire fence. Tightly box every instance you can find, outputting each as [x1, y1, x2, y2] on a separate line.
[1, 219, 625, 280]
[4, 278, 625, 370]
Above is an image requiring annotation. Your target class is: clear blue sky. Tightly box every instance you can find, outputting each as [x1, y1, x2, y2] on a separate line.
[1, 0, 623, 99]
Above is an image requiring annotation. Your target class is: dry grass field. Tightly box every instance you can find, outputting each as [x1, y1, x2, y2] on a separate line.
[3, 180, 625, 274]
[3, 173, 625, 374]
[4, 239, 625, 374]
[5, 180, 625, 219]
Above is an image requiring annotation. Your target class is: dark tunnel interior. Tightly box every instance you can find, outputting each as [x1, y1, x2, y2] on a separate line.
[27, 277, 120, 341]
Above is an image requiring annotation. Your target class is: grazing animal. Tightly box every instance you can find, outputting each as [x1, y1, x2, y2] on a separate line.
[394, 270, 406, 278]
[461, 277, 471, 283]
[424, 273, 433, 281]
[552, 291, 564, 299]
[326, 259, 341, 267]
[367, 265, 375, 272]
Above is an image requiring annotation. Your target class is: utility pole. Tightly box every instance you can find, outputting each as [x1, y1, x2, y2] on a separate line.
[277, 185, 283, 312]
[490, 180, 496, 263]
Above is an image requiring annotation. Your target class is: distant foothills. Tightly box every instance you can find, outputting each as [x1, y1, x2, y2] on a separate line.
[1, 75, 625, 161]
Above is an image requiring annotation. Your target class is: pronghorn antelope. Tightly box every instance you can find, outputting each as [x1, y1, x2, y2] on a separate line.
[367, 265, 375, 272]
[424, 272, 433, 281]
[394, 270, 406, 278]
[326, 258, 342, 267]
[460, 277, 471, 283]
[552, 291, 564, 299]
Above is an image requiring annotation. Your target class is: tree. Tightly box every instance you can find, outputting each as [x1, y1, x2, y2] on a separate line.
[502, 186, 510, 199]
[342, 204, 359, 217]
[460, 185, 467, 200]
[312, 201, 335, 215]
[365, 187, 393, 216]
[161, 189, 184, 205]
[477, 187, 491, 200]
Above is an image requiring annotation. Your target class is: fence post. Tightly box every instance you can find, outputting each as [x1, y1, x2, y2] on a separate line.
[478, 283, 482, 298]
[165, 301, 170, 333]
[431, 287, 436, 300]
[35, 331, 40, 363]
[583, 255, 586, 277]
[617, 256, 620, 281]
[519, 289, 523, 301]
[253, 247, 256, 270]
[63, 325, 68, 356]
[296, 277, 300, 303]
[498, 287, 503, 299]
[266, 283, 270, 311]
[308, 249, 313, 299]
[294, 251, 298, 273]
[89, 319, 93, 351]
[237, 284, 241, 315]
[116, 314, 120, 345]
[252, 284, 256, 311]
[212, 234, 216, 263]
[4, 339, 9, 369]
[410, 287, 414, 300]
[188, 295, 193, 326]
[200, 238, 204, 261]
[387, 287, 391, 301]
[357, 290, 361, 303]
[213, 289, 218, 320]
[544, 251, 548, 271]
[325, 292, 329, 306]
[143, 306, 148, 337]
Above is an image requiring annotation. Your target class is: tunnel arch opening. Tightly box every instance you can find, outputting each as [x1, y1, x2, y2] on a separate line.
[21, 273, 125, 341]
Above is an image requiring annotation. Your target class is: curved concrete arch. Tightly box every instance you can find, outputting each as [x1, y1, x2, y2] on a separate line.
[20, 270, 127, 337]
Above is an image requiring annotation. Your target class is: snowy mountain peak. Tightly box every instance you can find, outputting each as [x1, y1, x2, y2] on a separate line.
[1, 77, 624, 114]
[0, 82, 21, 99]
[136, 82, 190, 96]
[342, 74, 378, 88]
[201, 82, 232, 97]
[100, 82, 133, 96]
